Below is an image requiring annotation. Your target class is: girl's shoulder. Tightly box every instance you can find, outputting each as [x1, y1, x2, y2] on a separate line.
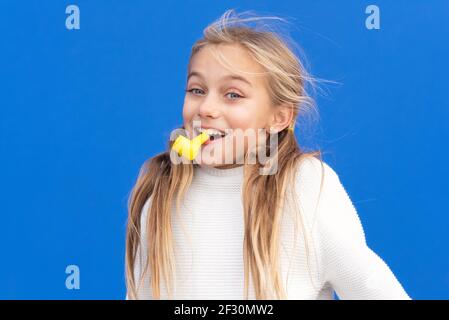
[293, 155, 340, 196]
[291, 155, 355, 231]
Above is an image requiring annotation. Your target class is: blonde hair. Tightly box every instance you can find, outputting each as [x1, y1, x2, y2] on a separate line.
[125, 9, 325, 300]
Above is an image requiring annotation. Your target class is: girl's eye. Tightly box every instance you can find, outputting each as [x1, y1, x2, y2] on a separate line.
[186, 88, 204, 95]
[226, 92, 243, 100]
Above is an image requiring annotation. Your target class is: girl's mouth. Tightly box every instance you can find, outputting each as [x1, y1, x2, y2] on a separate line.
[194, 127, 228, 146]
[203, 134, 225, 145]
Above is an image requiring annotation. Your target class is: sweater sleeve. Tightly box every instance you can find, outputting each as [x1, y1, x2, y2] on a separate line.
[297, 157, 412, 300]
[125, 196, 153, 300]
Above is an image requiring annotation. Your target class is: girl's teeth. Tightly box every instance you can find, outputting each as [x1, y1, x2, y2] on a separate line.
[198, 128, 225, 136]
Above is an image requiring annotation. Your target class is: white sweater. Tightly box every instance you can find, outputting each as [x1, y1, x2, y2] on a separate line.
[127, 157, 411, 300]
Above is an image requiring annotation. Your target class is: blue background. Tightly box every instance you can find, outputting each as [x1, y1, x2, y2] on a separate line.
[1, 1, 448, 299]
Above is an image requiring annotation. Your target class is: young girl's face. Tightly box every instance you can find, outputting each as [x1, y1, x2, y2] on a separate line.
[182, 43, 274, 169]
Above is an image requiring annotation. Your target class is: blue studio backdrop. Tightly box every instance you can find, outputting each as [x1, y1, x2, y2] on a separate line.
[1, 1, 448, 299]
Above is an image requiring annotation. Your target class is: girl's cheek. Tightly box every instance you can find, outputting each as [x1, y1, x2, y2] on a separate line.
[227, 104, 259, 129]
[182, 105, 196, 124]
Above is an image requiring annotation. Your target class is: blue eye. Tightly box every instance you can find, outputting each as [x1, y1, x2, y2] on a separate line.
[185, 88, 204, 95]
[226, 92, 243, 100]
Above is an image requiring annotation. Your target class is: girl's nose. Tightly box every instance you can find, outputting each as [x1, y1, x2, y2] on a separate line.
[198, 96, 220, 119]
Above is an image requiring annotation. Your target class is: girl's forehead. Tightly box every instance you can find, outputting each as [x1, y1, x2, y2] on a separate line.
[190, 43, 266, 81]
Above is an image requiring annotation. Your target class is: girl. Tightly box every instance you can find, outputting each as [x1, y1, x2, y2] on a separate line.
[125, 9, 411, 300]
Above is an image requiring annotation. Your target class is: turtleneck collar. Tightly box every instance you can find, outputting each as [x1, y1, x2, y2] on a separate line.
[194, 164, 244, 177]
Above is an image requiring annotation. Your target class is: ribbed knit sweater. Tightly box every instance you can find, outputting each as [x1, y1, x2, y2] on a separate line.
[126, 157, 411, 300]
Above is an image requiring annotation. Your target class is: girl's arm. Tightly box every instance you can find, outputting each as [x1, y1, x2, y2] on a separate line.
[125, 197, 153, 300]
[297, 158, 412, 300]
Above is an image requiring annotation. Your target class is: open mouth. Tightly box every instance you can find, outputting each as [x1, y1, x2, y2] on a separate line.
[194, 127, 228, 142]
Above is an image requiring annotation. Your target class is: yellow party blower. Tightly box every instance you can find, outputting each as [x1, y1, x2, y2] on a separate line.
[171, 131, 210, 160]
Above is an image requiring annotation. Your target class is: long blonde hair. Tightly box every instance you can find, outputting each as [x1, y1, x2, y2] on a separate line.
[125, 9, 325, 300]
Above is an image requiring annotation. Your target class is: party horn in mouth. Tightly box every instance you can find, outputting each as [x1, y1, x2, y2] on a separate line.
[171, 131, 210, 160]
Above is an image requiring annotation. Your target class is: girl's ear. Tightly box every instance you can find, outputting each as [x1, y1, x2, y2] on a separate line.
[269, 102, 294, 132]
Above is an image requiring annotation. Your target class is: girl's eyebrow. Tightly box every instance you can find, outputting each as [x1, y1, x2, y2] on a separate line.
[187, 71, 253, 88]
